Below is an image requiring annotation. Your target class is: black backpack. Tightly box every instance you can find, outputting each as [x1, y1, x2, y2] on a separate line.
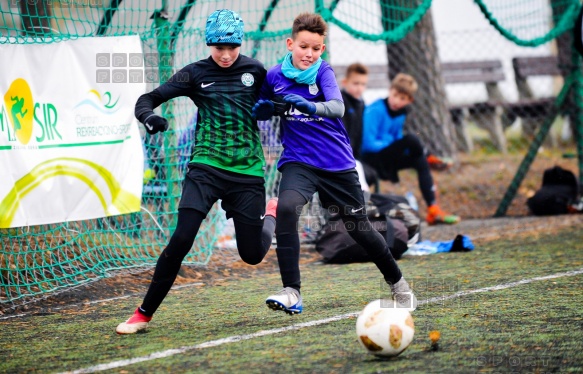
[315, 193, 421, 263]
[527, 166, 579, 215]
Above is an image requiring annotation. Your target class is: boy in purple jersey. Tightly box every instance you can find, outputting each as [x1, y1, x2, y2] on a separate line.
[252, 13, 417, 315]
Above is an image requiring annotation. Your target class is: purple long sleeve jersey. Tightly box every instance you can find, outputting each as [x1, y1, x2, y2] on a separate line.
[259, 61, 356, 171]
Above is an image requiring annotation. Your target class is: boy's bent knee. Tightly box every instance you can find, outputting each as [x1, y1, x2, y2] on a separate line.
[239, 251, 265, 265]
[276, 200, 303, 217]
[278, 190, 307, 214]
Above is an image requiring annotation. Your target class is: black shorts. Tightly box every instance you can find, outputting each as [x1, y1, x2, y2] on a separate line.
[278, 162, 366, 219]
[179, 164, 266, 226]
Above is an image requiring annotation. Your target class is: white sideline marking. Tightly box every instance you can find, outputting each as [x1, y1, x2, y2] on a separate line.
[418, 268, 583, 305]
[62, 268, 583, 374]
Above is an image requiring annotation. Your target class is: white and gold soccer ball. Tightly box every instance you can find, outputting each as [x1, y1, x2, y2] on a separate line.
[356, 299, 415, 357]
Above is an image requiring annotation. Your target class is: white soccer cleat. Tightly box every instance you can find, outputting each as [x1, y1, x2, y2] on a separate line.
[389, 277, 418, 312]
[265, 287, 303, 315]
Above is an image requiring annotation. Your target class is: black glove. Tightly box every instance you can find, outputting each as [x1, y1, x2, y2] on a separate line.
[272, 95, 291, 116]
[143, 114, 168, 135]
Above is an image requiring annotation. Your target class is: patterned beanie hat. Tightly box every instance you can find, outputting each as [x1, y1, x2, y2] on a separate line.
[205, 9, 244, 46]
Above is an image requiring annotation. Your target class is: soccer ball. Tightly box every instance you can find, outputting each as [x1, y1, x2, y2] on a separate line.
[356, 299, 415, 357]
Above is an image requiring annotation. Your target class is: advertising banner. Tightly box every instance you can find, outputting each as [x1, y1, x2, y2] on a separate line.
[0, 35, 145, 228]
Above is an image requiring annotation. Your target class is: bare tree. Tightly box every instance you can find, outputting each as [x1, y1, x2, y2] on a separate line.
[380, 0, 456, 157]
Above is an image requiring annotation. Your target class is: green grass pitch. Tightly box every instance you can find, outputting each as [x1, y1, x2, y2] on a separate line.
[1, 227, 582, 373]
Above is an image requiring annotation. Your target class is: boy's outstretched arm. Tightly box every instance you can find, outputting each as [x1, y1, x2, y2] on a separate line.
[135, 66, 195, 135]
[283, 94, 316, 114]
[282, 65, 345, 118]
[283, 94, 344, 118]
[135, 91, 168, 135]
[314, 99, 344, 118]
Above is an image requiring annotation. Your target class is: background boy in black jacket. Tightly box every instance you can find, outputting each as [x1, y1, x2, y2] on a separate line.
[340, 63, 368, 160]
[340, 63, 379, 188]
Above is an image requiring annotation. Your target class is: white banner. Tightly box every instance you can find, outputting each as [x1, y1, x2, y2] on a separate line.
[0, 35, 145, 228]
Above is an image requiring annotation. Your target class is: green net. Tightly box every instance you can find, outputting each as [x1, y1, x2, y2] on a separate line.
[1, 0, 581, 307]
[320, 0, 432, 42]
[0, 0, 316, 306]
[474, 0, 579, 46]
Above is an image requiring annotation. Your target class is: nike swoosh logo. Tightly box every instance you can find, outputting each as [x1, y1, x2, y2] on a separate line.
[274, 86, 284, 92]
[260, 214, 266, 220]
[351, 207, 363, 213]
[144, 122, 153, 131]
[201, 82, 215, 88]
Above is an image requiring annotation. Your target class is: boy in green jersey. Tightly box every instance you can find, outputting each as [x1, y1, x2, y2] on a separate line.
[116, 9, 277, 334]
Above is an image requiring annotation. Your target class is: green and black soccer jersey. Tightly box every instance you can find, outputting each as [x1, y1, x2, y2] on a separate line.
[135, 55, 267, 178]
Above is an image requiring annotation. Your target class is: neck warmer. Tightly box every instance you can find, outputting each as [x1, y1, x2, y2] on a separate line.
[281, 52, 322, 85]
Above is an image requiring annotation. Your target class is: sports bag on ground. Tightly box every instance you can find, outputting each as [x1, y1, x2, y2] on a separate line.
[315, 193, 421, 263]
[527, 166, 579, 216]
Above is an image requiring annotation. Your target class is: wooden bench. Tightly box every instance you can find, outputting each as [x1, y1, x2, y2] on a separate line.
[507, 56, 561, 145]
[442, 60, 508, 153]
[333, 60, 509, 153]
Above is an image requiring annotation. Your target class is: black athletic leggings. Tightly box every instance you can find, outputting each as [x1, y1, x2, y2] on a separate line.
[275, 190, 402, 291]
[365, 134, 436, 206]
[140, 208, 275, 316]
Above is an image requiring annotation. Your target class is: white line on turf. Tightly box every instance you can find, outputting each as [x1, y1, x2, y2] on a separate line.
[61, 268, 583, 374]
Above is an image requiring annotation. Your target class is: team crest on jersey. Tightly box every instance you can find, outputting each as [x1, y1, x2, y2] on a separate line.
[241, 73, 254, 86]
[309, 83, 319, 95]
